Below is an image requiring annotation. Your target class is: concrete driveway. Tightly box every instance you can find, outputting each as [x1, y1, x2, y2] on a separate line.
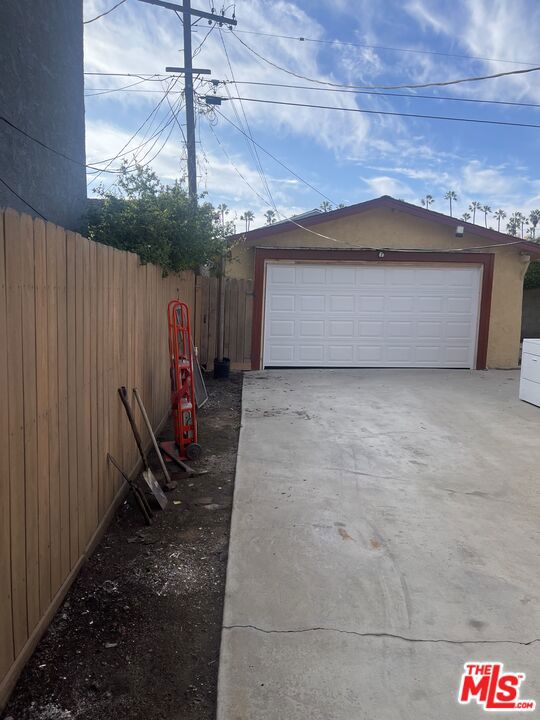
[217, 369, 540, 720]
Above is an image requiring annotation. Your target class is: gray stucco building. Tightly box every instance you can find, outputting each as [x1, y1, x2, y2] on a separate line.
[0, 0, 86, 231]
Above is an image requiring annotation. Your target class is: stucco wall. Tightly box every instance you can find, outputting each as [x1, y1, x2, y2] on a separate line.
[226, 207, 528, 369]
[522, 288, 540, 339]
[0, 1, 86, 231]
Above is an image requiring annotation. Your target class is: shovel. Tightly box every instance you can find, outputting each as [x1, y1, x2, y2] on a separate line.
[107, 453, 153, 526]
[118, 387, 168, 511]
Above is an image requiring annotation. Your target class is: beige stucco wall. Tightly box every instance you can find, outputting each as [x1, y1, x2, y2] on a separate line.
[226, 207, 529, 368]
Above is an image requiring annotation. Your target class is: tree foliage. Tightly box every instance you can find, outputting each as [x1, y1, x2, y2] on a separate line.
[525, 262, 540, 289]
[87, 163, 229, 273]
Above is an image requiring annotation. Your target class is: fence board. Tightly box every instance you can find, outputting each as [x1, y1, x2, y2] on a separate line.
[56, 229, 70, 583]
[5, 209, 28, 655]
[34, 220, 51, 611]
[20, 214, 40, 634]
[0, 211, 14, 678]
[65, 232, 78, 568]
[46, 224, 61, 597]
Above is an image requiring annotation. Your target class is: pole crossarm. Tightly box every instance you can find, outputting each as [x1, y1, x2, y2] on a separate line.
[138, 0, 237, 25]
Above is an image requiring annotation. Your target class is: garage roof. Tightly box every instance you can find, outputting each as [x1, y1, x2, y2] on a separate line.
[231, 195, 540, 256]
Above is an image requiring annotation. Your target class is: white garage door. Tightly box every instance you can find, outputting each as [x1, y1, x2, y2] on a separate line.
[263, 263, 481, 368]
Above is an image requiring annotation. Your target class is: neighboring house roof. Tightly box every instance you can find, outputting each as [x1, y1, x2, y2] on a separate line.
[231, 195, 540, 255]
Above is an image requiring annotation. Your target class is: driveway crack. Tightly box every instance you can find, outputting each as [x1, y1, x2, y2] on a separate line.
[223, 624, 540, 646]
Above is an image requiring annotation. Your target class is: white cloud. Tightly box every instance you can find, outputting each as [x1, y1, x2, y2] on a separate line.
[362, 175, 414, 199]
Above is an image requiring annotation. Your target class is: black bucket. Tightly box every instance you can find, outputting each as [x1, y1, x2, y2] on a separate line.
[213, 357, 230, 379]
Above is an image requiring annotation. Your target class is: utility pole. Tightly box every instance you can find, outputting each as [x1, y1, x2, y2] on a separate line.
[182, 0, 196, 200]
[138, 0, 237, 202]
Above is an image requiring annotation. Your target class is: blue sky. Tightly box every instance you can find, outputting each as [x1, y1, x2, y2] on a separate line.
[83, 0, 540, 231]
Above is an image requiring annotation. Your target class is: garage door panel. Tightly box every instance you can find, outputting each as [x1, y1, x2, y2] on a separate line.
[330, 295, 355, 312]
[270, 294, 295, 311]
[298, 345, 324, 362]
[299, 294, 325, 312]
[299, 320, 325, 337]
[263, 264, 480, 368]
[299, 266, 326, 284]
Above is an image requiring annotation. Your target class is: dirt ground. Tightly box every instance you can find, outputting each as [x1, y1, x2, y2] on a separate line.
[2, 373, 242, 720]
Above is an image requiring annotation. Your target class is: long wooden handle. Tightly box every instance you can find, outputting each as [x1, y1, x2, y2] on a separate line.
[118, 386, 148, 469]
[133, 388, 172, 485]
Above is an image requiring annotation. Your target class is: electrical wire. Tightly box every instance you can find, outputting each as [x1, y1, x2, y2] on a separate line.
[0, 174, 47, 219]
[85, 75, 169, 97]
[0, 114, 125, 173]
[219, 30, 277, 213]
[233, 29, 540, 68]
[224, 96, 540, 129]
[84, 72, 172, 78]
[84, 0, 128, 24]
[220, 80, 540, 110]
[231, 31, 540, 91]
[212, 106, 335, 204]
[87, 77, 180, 185]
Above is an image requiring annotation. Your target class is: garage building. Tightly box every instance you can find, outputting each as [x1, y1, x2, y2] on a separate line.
[226, 196, 540, 370]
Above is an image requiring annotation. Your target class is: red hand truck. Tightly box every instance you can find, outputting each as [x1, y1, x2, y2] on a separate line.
[159, 300, 202, 464]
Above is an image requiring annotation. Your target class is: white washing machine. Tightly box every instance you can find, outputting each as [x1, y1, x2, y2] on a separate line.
[520, 339, 540, 407]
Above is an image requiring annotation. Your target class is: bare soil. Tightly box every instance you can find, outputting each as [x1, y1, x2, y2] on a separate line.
[2, 373, 242, 720]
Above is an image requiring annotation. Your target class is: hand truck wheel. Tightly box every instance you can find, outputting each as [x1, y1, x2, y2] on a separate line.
[186, 442, 202, 461]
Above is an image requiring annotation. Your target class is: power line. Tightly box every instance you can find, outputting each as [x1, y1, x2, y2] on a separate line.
[212, 106, 335, 204]
[220, 80, 540, 110]
[219, 29, 277, 213]
[225, 96, 540, 129]
[84, 71, 172, 78]
[231, 31, 540, 91]
[87, 78, 180, 185]
[233, 29, 540, 68]
[0, 114, 125, 173]
[85, 75, 170, 96]
[0, 174, 47, 219]
[84, 0, 129, 24]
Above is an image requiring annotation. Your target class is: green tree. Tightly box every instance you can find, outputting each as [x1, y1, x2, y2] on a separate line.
[507, 211, 524, 237]
[87, 162, 227, 273]
[481, 204, 492, 227]
[421, 194, 434, 209]
[217, 203, 229, 227]
[525, 262, 540, 289]
[469, 201, 482, 224]
[240, 210, 255, 232]
[320, 201, 333, 212]
[444, 190, 458, 217]
[461, 212, 471, 222]
[493, 209, 506, 232]
[264, 209, 277, 225]
[529, 209, 540, 239]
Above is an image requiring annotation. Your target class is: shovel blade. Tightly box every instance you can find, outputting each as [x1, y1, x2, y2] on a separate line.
[142, 468, 168, 510]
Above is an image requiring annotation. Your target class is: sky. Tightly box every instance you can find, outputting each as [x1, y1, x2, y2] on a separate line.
[83, 0, 540, 232]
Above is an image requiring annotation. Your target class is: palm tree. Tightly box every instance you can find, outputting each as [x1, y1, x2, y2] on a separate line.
[481, 204, 492, 227]
[444, 190, 458, 217]
[493, 209, 506, 232]
[507, 211, 524, 237]
[421, 194, 434, 209]
[521, 216, 529, 239]
[264, 209, 276, 225]
[217, 203, 229, 227]
[469, 201, 482, 224]
[461, 212, 471, 222]
[240, 210, 255, 232]
[529, 209, 540, 239]
[320, 201, 333, 212]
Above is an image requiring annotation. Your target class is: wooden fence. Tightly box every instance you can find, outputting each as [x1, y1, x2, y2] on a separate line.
[194, 276, 253, 370]
[0, 208, 252, 708]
